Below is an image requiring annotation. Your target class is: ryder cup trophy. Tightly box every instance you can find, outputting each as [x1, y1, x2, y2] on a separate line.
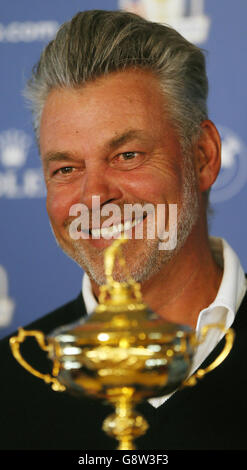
[10, 237, 234, 450]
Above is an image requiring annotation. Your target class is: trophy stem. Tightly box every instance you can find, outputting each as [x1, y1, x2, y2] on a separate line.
[103, 387, 148, 450]
[117, 437, 135, 451]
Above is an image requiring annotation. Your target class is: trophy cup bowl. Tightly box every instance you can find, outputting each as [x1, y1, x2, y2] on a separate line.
[10, 238, 235, 450]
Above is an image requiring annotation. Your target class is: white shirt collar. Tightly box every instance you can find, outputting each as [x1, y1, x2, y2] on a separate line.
[82, 268, 98, 315]
[196, 237, 246, 334]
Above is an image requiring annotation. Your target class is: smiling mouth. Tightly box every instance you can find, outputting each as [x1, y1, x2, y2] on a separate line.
[88, 216, 146, 238]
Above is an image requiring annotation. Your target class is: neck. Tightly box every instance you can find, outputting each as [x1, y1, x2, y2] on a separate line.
[140, 229, 222, 328]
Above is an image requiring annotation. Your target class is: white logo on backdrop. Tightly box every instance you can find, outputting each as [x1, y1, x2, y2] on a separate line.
[0, 129, 45, 198]
[211, 127, 247, 203]
[0, 21, 59, 43]
[0, 265, 15, 328]
[119, 0, 210, 43]
[0, 129, 31, 167]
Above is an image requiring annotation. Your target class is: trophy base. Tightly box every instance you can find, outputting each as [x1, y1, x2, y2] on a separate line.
[102, 386, 149, 450]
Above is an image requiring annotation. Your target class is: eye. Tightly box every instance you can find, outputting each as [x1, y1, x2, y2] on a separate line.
[111, 151, 144, 169]
[53, 166, 74, 176]
[121, 152, 138, 160]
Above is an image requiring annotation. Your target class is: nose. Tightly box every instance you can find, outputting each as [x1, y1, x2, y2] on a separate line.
[80, 164, 123, 210]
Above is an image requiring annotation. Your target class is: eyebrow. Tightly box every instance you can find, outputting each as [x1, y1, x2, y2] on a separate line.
[43, 152, 76, 170]
[107, 129, 150, 150]
[43, 129, 150, 169]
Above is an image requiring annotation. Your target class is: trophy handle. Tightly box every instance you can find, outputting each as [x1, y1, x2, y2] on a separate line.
[9, 328, 65, 392]
[183, 323, 235, 387]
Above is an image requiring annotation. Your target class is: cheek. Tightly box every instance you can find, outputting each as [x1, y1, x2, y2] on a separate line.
[121, 169, 182, 204]
[46, 187, 74, 228]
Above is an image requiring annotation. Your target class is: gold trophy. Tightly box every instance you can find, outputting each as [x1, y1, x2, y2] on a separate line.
[10, 237, 234, 450]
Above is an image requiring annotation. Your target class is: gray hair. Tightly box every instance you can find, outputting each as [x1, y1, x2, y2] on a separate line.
[25, 9, 208, 150]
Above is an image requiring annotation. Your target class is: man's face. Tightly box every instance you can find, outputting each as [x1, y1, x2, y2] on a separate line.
[40, 69, 199, 285]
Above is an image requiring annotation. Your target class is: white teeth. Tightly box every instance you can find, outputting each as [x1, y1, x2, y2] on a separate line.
[124, 220, 132, 231]
[91, 228, 101, 237]
[91, 218, 142, 238]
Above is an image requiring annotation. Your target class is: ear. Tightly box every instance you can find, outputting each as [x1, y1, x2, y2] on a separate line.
[194, 120, 221, 192]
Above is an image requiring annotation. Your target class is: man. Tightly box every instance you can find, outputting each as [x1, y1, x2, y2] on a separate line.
[0, 10, 246, 450]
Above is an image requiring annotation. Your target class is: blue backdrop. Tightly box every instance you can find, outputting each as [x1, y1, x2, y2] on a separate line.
[0, 0, 246, 338]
